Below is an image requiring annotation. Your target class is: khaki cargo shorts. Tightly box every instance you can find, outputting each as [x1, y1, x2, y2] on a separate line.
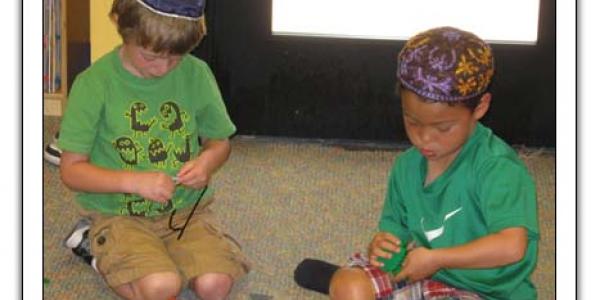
[83, 197, 250, 288]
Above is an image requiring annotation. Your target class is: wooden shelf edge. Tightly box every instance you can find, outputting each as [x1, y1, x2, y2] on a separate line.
[44, 94, 64, 116]
[43, 93, 65, 101]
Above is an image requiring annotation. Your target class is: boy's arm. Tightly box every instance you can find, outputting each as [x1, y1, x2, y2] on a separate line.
[60, 151, 175, 203]
[378, 157, 410, 241]
[396, 227, 527, 282]
[433, 227, 528, 268]
[176, 138, 231, 189]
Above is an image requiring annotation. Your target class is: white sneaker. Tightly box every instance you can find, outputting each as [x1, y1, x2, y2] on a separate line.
[43, 132, 61, 166]
[63, 218, 98, 272]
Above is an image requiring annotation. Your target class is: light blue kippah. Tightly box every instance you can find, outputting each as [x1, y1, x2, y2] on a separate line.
[136, 0, 205, 20]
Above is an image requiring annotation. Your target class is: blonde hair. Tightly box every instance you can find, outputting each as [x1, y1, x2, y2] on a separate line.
[110, 0, 206, 55]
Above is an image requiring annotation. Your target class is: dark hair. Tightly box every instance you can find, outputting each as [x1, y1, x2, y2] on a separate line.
[110, 0, 206, 55]
[396, 82, 486, 111]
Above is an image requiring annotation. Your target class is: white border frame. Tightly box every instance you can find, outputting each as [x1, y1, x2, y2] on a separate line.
[3, 0, 22, 299]
[23, 0, 43, 298]
[580, 0, 596, 298]
[18, 0, 577, 298]
[556, 0, 576, 297]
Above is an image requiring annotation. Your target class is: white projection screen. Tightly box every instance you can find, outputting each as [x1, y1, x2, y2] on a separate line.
[272, 0, 540, 44]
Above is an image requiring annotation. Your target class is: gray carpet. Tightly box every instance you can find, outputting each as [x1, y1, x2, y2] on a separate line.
[43, 117, 555, 299]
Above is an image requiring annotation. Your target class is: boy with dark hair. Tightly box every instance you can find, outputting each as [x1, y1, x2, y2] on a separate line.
[328, 27, 539, 300]
[58, 0, 249, 299]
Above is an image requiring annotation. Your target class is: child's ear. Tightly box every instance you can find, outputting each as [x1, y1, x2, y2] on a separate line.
[110, 13, 118, 25]
[473, 93, 491, 120]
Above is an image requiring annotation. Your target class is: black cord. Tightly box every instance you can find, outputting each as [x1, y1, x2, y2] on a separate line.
[168, 185, 208, 240]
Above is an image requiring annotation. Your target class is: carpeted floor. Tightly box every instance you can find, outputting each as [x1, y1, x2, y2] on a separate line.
[43, 117, 555, 299]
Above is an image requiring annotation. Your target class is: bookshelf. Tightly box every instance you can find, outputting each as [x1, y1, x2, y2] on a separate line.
[43, 0, 68, 116]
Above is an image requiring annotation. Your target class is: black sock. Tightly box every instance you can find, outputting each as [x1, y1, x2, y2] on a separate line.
[293, 258, 340, 294]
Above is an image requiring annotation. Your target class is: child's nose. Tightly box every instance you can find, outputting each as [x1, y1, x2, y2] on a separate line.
[153, 60, 170, 75]
[419, 127, 434, 144]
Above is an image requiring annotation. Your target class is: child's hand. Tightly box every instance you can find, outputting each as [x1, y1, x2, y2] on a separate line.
[368, 232, 402, 267]
[133, 172, 176, 203]
[176, 157, 210, 190]
[394, 247, 440, 283]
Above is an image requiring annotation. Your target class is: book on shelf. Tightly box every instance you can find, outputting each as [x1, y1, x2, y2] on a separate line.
[43, 0, 62, 94]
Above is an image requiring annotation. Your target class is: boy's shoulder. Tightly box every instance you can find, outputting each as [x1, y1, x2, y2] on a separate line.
[179, 54, 211, 72]
[182, 53, 207, 65]
[467, 124, 533, 183]
[75, 48, 120, 82]
[471, 124, 523, 164]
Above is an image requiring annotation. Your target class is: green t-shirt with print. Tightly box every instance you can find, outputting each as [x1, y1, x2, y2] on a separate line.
[378, 123, 539, 300]
[58, 47, 236, 217]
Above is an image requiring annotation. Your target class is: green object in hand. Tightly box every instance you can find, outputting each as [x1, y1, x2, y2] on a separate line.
[378, 243, 407, 275]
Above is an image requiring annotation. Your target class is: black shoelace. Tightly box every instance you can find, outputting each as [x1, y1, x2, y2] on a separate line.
[168, 185, 208, 240]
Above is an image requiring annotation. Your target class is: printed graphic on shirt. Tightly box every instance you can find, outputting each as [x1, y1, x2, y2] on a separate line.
[160, 101, 189, 136]
[120, 193, 174, 216]
[421, 207, 463, 242]
[148, 137, 170, 168]
[112, 136, 144, 169]
[112, 99, 195, 216]
[173, 134, 193, 166]
[125, 102, 157, 136]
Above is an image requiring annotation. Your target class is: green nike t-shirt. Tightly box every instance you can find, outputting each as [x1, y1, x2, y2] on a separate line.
[378, 123, 539, 300]
[58, 46, 236, 217]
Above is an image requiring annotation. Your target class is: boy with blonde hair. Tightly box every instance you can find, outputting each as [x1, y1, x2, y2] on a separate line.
[59, 0, 249, 299]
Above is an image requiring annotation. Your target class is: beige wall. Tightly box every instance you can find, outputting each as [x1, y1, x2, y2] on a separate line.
[90, 0, 121, 62]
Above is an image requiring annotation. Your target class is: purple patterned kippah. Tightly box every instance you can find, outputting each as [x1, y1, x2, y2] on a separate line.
[136, 0, 205, 20]
[397, 27, 494, 102]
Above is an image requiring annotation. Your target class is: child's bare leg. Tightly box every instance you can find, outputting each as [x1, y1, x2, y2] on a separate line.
[329, 267, 376, 300]
[190, 273, 233, 300]
[113, 271, 182, 300]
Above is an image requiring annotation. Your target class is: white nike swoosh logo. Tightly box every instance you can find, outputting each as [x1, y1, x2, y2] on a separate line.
[444, 207, 463, 220]
[422, 207, 463, 242]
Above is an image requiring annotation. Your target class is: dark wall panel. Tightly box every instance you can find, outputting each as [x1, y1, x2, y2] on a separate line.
[193, 0, 556, 147]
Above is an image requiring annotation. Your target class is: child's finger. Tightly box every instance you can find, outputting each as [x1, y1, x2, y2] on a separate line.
[381, 232, 401, 245]
[369, 255, 383, 267]
[372, 247, 392, 260]
[177, 167, 200, 186]
[177, 162, 194, 178]
[379, 239, 400, 253]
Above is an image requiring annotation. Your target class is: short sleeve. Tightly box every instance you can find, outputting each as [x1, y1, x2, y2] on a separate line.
[57, 75, 106, 154]
[477, 157, 539, 237]
[195, 64, 236, 139]
[378, 158, 411, 242]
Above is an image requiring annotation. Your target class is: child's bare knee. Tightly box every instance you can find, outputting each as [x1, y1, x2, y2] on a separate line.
[329, 267, 376, 300]
[136, 272, 182, 300]
[191, 273, 233, 300]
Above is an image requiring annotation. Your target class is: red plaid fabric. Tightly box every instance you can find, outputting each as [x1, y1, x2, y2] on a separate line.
[422, 280, 481, 300]
[345, 253, 481, 300]
[346, 253, 397, 298]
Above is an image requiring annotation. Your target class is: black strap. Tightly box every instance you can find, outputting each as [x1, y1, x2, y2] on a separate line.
[168, 185, 208, 240]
